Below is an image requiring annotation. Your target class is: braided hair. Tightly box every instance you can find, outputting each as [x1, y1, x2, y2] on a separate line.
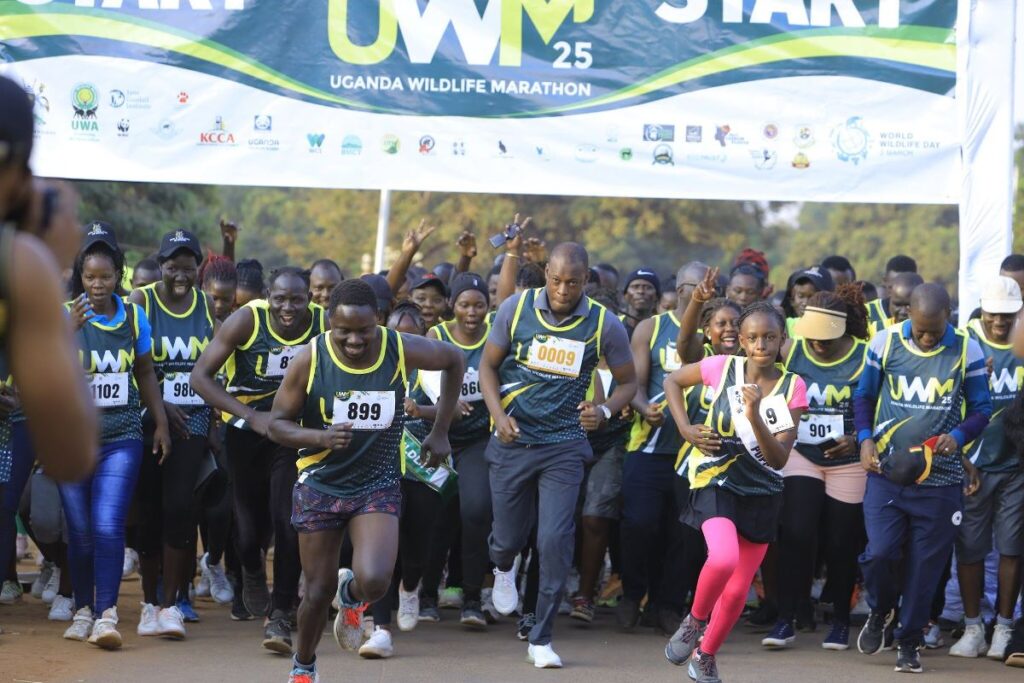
[387, 301, 426, 336]
[236, 258, 265, 297]
[198, 253, 237, 288]
[700, 297, 742, 332]
[805, 283, 869, 340]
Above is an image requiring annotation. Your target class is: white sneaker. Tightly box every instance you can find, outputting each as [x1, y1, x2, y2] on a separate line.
[122, 547, 139, 579]
[201, 553, 234, 605]
[63, 607, 94, 641]
[481, 588, 500, 623]
[195, 572, 211, 599]
[157, 605, 186, 639]
[397, 583, 420, 632]
[358, 626, 395, 659]
[949, 623, 987, 657]
[989, 624, 1013, 660]
[48, 595, 75, 621]
[89, 607, 122, 649]
[31, 561, 54, 599]
[41, 567, 61, 605]
[138, 602, 161, 636]
[527, 643, 563, 669]
[0, 579, 23, 604]
[492, 556, 521, 616]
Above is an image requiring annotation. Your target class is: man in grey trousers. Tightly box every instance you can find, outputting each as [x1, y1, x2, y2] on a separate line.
[479, 242, 636, 668]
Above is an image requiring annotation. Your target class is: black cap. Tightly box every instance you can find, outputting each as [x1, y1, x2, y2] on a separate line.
[450, 272, 489, 306]
[623, 268, 661, 297]
[359, 273, 393, 313]
[411, 272, 448, 297]
[0, 75, 34, 168]
[881, 437, 937, 486]
[82, 221, 120, 252]
[787, 266, 835, 293]
[158, 229, 202, 262]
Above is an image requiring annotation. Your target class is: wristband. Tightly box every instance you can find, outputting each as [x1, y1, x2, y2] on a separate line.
[599, 404, 612, 421]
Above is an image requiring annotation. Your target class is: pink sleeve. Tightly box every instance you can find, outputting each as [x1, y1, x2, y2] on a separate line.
[788, 376, 809, 410]
[699, 355, 730, 388]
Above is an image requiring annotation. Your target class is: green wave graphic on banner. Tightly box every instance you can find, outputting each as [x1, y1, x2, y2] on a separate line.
[1, 5, 955, 118]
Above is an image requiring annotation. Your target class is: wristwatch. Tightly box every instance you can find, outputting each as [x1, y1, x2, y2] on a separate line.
[598, 404, 612, 422]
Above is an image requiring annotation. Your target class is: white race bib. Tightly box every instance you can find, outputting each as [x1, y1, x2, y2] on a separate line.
[662, 345, 682, 371]
[89, 372, 129, 408]
[266, 346, 300, 377]
[526, 335, 585, 378]
[333, 391, 396, 431]
[728, 385, 795, 466]
[419, 369, 481, 404]
[797, 413, 845, 445]
[163, 372, 203, 406]
[460, 368, 482, 401]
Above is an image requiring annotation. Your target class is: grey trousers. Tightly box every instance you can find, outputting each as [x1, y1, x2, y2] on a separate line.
[486, 437, 589, 645]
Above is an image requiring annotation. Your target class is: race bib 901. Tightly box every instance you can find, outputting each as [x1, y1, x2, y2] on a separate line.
[89, 372, 129, 408]
[163, 372, 203, 406]
[526, 335, 585, 378]
[265, 346, 300, 377]
[797, 413, 844, 445]
[333, 390, 396, 431]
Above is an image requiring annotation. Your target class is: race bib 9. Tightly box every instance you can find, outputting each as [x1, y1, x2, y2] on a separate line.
[333, 390, 396, 431]
[797, 413, 844, 445]
[727, 386, 795, 434]
[526, 335, 585, 378]
[89, 372, 129, 408]
[265, 346, 300, 377]
[163, 372, 203, 406]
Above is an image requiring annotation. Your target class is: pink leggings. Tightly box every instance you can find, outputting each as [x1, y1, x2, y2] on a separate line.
[689, 517, 768, 655]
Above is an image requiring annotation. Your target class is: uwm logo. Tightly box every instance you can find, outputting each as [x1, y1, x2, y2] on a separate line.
[991, 366, 1024, 396]
[84, 349, 134, 373]
[153, 336, 208, 363]
[805, 383, 850, 407]
[328, 0, 593, 66]
[888, 375, 955, 403]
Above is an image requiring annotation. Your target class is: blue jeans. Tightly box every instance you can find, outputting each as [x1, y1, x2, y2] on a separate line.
[1, 422, 35, 580]
[59, 439, 142, 613]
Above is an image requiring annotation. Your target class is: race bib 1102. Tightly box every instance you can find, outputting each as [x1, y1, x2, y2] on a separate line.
[333, 390, 396, 431]
[89, 372, 129, 408]
[526, 335, 585, 378]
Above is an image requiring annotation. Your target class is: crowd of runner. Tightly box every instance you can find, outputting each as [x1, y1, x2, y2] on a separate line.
[2, 75, 1024, 683]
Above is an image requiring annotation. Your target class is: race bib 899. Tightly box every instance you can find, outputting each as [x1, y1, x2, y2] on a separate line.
[333, 391, 396, 431]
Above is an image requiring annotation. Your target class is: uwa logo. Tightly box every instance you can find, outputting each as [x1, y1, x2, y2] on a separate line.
[888, 375, 955, 403]
[805, 383, 850, 408]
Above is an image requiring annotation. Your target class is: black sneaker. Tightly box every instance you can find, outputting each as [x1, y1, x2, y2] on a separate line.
[231, 589, 254, 621]
[241, 569, 270, 618]
[261, 609, 293, 655]
[516, 612, 535, 641]
[616, 597, 641, 631]
[894, 641, 923, 673]
[460, 600, 487, 628]
[744, 601, 778, 629]
[857, 610, 894, 655]
[882, 620, 897, 651]
[656, 607, 683, 637]
[418, 595, 440, 623]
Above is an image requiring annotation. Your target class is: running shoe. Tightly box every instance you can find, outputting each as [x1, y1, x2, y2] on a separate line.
[89, 607, 122, 650]
[491, 556, 521, 616]
[41, 567, 61, 605]
[527, 643, 562, 669]
[333, 603, 367, 652]
[138, 602, 160, 636]
[438, 586, 464, 610]
[418, 595, 440, 623]
[989, 624, 1013, 660]
[480, 588, 500, 624]
[822, 622, 850, 651]
[263, 609, 294, 655]
[460, 600, 487, 627]
[63, 607, 94, 641]
[176, 597, 200, 623]
[569, 596, 595, 623]
[616, 596, 641, 631]
[231, 587, 254, 621]
[48, 595, 74, 621]
[857, 609, 894, 655]
[949, 623, 986, 657]
[687, 647, 722, 683]
[358, 626, 394, 659]
[122, 547, 139, 579]
[665, 612, 707, 666]
[288, 666, 319, 683]
[195, 571, 211, 599]
[242, 568, 271, 618]
[201, 553, 234, 605]
[894, 641, 923, 673]
[0, 580, 23, 605]
[516, 613, 536, 641]
[31, 561, 54, 599]
[922, 620, 945, 649]
[762, 620, 796, 649]
[157, 605, 186, 639]
[657, 607, 683, 636]
[397, 583, 419, 632]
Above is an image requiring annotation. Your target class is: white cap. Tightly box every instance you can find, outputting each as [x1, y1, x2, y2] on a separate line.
[980, 275, 1023, 314]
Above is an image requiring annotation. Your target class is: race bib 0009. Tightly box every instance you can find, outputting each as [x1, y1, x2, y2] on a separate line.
[525, 335, 585, 378]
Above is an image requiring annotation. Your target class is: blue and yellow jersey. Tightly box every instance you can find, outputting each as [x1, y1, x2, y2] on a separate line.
[865, 299, 891, 338]
[628, 312, 685, 455]
[687, 356, 800, 496]
[497, 288, 605, 445]
[872, 325, 968, 486]
[224, 300, 326, 430]
[785, 337, 866, 467]
[965, 319, 1022, 472]
[297, 328, 407, 498]
[138, 284, 214, 437]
